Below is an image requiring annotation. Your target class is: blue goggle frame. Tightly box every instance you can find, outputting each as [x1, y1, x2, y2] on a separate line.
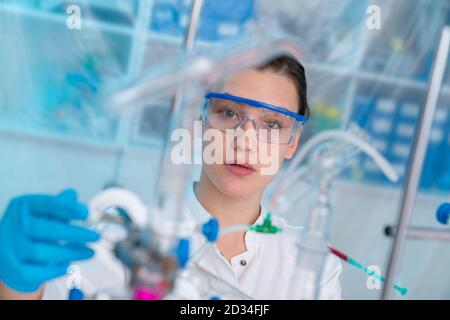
[204, 92, 308, 124]
[201, 91, 306, 145]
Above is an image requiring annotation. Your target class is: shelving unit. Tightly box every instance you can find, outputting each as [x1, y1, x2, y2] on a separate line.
[2, 1, 449, 189]
[308, 63, 450, 97]
[0, 2, 173, 151]
[306, 0, 450, 194]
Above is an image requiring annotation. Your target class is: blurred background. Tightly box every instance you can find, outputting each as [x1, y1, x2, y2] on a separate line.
[0, 0, 450, 299]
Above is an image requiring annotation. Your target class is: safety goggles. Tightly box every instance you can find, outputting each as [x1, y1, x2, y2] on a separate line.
[201, 92, 307, 144]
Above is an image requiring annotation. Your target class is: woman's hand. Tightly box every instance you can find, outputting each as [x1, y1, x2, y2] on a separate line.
[0, 189, 100, 298]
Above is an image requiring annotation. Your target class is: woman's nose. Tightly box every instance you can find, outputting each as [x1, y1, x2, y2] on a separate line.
[234, 118, 258, 152]
[238, 118, 257, 132]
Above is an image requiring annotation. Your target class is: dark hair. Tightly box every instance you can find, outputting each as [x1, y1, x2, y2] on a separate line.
[257, 55, 310, 119]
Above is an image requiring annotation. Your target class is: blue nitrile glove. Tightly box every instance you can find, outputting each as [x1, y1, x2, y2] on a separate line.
[0, 189, 100, 293]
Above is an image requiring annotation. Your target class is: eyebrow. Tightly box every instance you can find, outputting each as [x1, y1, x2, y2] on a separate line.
[219, 92, 246, 107]
[222, 92, 291, 112]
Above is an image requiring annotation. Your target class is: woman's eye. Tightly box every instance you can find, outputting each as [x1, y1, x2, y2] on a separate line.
[265, 120, 282, 129]
[222, 109, 237, 118]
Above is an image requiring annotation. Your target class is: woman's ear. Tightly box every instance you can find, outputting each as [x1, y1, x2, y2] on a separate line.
[284, 127, 303, 159]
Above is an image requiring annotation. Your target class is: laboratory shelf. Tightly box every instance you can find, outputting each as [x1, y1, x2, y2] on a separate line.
[5, 2, 448, 96]
[0, 2, 216, 48]
[308, 63, 450, 99]
[3, 1, 450, 192]
[0, 122, 117, 153]
[0, 3, 134, 36]
[0, 122, 160, 156]
[0, 2, 183, 153]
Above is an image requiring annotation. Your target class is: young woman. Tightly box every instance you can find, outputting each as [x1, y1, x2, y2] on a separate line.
[0, 55, 341, 300]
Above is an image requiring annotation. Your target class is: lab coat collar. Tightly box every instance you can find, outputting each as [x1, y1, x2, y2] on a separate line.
[186, 181, 266, 263]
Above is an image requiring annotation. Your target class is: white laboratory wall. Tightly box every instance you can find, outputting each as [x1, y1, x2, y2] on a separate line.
[0, 127, 161, 217]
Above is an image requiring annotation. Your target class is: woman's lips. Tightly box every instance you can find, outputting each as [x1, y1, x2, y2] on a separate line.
[225, 163, 256, 176]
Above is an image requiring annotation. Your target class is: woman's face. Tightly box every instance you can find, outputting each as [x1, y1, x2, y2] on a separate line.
[201, 68, 303, 198]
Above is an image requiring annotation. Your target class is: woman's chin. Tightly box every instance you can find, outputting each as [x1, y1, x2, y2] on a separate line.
[214, 177, 260, 199]
[204, 164, 266, 198]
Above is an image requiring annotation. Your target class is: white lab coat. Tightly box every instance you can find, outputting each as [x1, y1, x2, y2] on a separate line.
[43, 183, 342, 300]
